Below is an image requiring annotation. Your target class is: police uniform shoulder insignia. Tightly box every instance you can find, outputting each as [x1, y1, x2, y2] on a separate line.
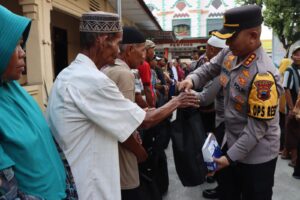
[243, 53, 256, 67]
[248, 72, 278, 120]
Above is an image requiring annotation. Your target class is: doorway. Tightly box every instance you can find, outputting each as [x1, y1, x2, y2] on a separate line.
[53, 27, 68, 77]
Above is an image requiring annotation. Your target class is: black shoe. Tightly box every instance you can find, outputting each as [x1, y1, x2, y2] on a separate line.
[293, 175, 300, 179]
[202, 188, 219, 199]
[206, 175, 216, 183]
[293, 172, 300, 179]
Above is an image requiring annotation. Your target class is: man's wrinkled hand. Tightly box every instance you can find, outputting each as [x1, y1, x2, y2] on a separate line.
[175, 92, 200, 108]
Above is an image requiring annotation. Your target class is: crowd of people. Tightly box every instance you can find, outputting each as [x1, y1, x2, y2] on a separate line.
[280, 46, 300, 176]
[0, 3, 299, 200]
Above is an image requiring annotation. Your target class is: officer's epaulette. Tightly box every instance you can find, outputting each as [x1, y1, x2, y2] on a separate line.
[243, 53, 256, 67]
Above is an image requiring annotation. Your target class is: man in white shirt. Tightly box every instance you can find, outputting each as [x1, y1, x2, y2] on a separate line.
[47, 12, 199, 200]
[46, 12, 146, 200]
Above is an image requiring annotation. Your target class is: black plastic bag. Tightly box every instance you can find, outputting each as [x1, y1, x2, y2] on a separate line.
[139, 126, 169, 197]
[170, 108, 207, 186]
[138, 172, 162, 200]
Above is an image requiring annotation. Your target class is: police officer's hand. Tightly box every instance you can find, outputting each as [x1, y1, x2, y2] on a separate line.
[174, 92, 200, 108]
[177, 78, 193, 92]
[214, 156, 230, 171]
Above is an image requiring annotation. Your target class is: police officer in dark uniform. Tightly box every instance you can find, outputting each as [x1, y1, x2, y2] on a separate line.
[179, 5, 283, 200]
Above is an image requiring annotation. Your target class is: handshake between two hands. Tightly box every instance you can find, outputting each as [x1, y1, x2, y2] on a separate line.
[171, 78, 200, 109]
[172, 91, 200, 109]
[177, 78, 194, 93]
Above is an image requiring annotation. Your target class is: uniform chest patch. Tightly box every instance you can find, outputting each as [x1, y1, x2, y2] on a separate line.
[238, 76, 247, 87]
[234, 95, 245, 104]
[235, 103, 243, 112]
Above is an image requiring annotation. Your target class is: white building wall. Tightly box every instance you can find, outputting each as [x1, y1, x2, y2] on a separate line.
[144, 0, 236, 38]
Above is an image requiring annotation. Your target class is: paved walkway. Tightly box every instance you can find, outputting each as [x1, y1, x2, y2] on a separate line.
[163, 144, 299, 200]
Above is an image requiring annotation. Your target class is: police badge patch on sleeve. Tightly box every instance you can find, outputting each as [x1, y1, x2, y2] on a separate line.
[254, 80, 273, 101]
[248, 72, 278, 119]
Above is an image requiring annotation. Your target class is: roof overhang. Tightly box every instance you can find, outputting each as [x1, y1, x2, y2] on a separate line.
[107, 0, 162, 31]
[144, 30, 177, 42]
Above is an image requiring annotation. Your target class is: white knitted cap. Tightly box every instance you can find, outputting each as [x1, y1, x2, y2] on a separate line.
[207, 36, 227, 49]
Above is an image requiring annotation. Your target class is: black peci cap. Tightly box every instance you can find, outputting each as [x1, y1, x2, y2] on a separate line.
[121, 26, 146, 44]
[213, 5, 263, 39]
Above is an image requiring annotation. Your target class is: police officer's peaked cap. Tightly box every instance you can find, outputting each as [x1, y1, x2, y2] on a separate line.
[213, 5, 263, 39]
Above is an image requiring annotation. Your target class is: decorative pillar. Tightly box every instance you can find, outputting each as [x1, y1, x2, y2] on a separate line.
[117, 0, 121, 19]
[197, 0, 201, 37]
[19, 0, 54, 107]
[162, 0, 166, 29]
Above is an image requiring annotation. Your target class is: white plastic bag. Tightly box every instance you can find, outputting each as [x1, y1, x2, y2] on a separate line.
[202, 133, 222, 171]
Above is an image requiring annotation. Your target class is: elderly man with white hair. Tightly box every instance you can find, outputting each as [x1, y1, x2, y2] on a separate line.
[206, 35, 228, 61]
[197, 35, 227, 109]
[190, 35, 227, 73]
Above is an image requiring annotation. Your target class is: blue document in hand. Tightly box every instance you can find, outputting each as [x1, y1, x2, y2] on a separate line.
[202, 133, 222, 171]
